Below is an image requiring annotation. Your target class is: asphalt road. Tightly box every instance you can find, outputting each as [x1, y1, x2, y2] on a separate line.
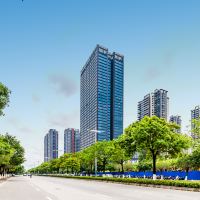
[0, 176, 199, 200]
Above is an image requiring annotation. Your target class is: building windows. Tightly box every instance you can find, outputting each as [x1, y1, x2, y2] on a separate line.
[80, 45, 124, 149]
[138, 89, 169, 121]
[44, 129, 58, 162]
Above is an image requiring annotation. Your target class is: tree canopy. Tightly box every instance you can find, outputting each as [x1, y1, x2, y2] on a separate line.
[122, 116, 191, 174]
[29, 116, 195, 177]
[0, 82, 11, 116]
[0, 134, 25, 175]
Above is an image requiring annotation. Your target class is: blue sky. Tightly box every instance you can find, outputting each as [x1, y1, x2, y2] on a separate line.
[0, 0, 200, 168]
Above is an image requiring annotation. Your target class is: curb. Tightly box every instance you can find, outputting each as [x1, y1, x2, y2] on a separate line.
[41, 175, 200, 192]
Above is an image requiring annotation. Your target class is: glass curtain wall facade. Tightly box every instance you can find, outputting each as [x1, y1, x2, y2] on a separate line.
[64, 128, 80, 153]
[44, 134, 48, 162]
[80, 45, 124, 149]
[44, 129, 58, 162]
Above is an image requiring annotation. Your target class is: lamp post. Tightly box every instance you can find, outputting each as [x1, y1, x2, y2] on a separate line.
[88, 129, 105, 176]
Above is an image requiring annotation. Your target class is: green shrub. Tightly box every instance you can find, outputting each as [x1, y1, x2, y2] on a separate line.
[44, 174, 200, 189]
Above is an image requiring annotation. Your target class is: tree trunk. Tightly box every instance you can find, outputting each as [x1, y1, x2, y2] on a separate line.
[185, 167, 189, 180]
[121, 160, 124, 173]
[90, 163, 93, 174]
[152, 154, 157, 175]
[103, 160, 106, 174]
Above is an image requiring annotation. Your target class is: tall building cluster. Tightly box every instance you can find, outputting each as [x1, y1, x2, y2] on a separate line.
[44, 128, 80, 162]
[44, 45, 124, 161]
[44, 44, 200, 162]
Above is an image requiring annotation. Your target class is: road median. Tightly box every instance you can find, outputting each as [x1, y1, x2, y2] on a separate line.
[40, 174, 200, 192]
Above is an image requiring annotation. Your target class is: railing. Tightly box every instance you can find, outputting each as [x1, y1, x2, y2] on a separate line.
[97, 171, 200, 180]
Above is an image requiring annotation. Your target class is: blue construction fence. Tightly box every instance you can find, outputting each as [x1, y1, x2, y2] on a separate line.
[97, 171, 200, 180]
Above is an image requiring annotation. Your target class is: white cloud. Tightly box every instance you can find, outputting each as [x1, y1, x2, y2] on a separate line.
[49, 74, 78, 97]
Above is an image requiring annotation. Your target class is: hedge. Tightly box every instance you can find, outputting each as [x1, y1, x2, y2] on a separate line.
[41, 174, 200, 190]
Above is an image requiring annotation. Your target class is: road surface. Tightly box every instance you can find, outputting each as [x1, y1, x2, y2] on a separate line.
[0, 176, 199, 200]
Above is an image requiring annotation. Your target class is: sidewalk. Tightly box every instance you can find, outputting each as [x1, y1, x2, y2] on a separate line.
[0, 175, 10, 182]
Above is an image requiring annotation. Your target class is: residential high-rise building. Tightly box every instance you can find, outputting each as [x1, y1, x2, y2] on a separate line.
[191, 106, 200, 120]
[64, 128, 80, 153]
[154, 89, 169, 119]
[80, 45, 124, 149]
[138, 89, 169, 121]
[44, 129, 58, 162]
[169, 115, 182, 133]
[191, 106, 200, 138]
[44, 134, 49, 162]
[138, 93, 154, 121]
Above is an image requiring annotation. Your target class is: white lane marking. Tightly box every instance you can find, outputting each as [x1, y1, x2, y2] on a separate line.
[46, 197, 53, 200]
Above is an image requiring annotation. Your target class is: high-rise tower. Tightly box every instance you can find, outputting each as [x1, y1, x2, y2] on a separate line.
[64, 128, 80, 153]
[169, 115, 182, 133]
[44, 129, 58, 162]
[138, 89, 169, 121]
[80, 45, 124, 149]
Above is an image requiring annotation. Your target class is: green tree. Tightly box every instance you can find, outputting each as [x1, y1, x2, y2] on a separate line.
[123, 116, 191, 176]
[0, 82, 11, 116]
[39, 162, 50, 174]
[177, 155, 192, 180]
[123, 162, 134, 172]
[59, 154, 80, 174]
[136, 160, 152, 172]
[0, 84, 25, 175]
[59, 153, 69, 173]
[2, 134, 25, 170]
[79, 146, 95, 174]
[191, 118, 200, 143]
[49, 158, 61, 173]
[111, 139, 130, 173]
[14, 165, 25, 174]
[190, 145, 200, 170]
[157, 159, 177, 172]
[0, 137, 14, 175]
[67, 156, 80, 174]
[95, 141, 114, 173]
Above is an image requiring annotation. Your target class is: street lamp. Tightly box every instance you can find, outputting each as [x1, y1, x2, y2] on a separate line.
[88, 129, 105, 176]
